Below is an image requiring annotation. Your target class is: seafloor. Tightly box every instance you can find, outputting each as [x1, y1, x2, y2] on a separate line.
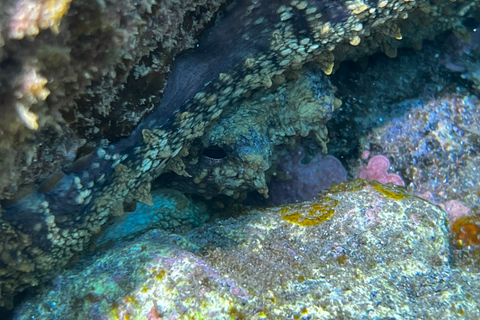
[1, 0, 480, 319]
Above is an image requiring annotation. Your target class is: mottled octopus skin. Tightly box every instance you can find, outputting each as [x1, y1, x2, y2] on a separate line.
[1, 0, 478, 307]
[157, 66, 336, 199]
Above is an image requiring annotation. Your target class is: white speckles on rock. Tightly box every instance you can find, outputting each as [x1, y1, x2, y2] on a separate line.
[350, 35, 361, 46]
[74, 176, 82, 188]
[276, 5, 289, 14]
[254, 17, 265, 25]
[96, 174, 105, 183]
[111, 159, 121, 168]
[307, 43, 320, 52]
[353, 23, 364, 31]
[149, 149, 159, 159]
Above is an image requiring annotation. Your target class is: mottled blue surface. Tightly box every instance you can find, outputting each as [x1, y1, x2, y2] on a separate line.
[97, 189, 209, 247]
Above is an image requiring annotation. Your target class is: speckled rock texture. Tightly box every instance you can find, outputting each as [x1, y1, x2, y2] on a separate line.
[13, 181, 480, 319]
[358, 95, 480, 208]
[1, 0, 480, 310]
[329, 24, 480, 213]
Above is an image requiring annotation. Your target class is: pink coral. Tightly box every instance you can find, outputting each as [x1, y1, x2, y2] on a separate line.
[358, 155, 405, 186]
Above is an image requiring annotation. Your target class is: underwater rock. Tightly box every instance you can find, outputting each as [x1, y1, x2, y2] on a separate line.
[328, 27, 480, 210]
[358, 94, 480, 212]
[356, 94, 480, 269]
[14, 180, 480, 319]
[326, 30, 480, 274]
[1, 0, 480, 309]
[357, 154, 405, 186]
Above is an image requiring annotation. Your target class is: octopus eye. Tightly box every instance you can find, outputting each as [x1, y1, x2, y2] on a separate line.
[202, 146, 227, 166]
[202, 146, 227, 159]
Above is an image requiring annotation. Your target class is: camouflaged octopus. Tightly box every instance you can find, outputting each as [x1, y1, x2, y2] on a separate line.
[1, 0, 478, 308]
[158, 66, 337, 200]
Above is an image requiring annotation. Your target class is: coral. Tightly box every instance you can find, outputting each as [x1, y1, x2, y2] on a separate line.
[8, 0, 72, 39]
[357, 155, 405, 186]
[442, 200, 471, 221]
[12, 63, 50, 130]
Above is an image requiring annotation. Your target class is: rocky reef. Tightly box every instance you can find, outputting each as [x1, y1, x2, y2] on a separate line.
[1, 0, 480, 312]
[13, 181, 480, 319]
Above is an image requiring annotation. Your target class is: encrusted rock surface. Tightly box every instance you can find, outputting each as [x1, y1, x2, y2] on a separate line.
[328, 24, 480, 221]
[13, 181, 480, 319]
[1, 0, 480, 310]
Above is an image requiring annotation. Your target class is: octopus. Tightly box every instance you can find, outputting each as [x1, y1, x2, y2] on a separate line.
[157, 65, 337, 199]
[1, 0, 478, 308]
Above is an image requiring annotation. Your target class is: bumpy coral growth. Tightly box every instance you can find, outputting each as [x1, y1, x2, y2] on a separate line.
[9, 0, 72, 39]
[358, 155, 405, 186]
[14, 64, 50, 130]
[442, 200, 471, 221]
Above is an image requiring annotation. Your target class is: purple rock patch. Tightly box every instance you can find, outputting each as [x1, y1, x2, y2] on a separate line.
[267, 146, 347, 205]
